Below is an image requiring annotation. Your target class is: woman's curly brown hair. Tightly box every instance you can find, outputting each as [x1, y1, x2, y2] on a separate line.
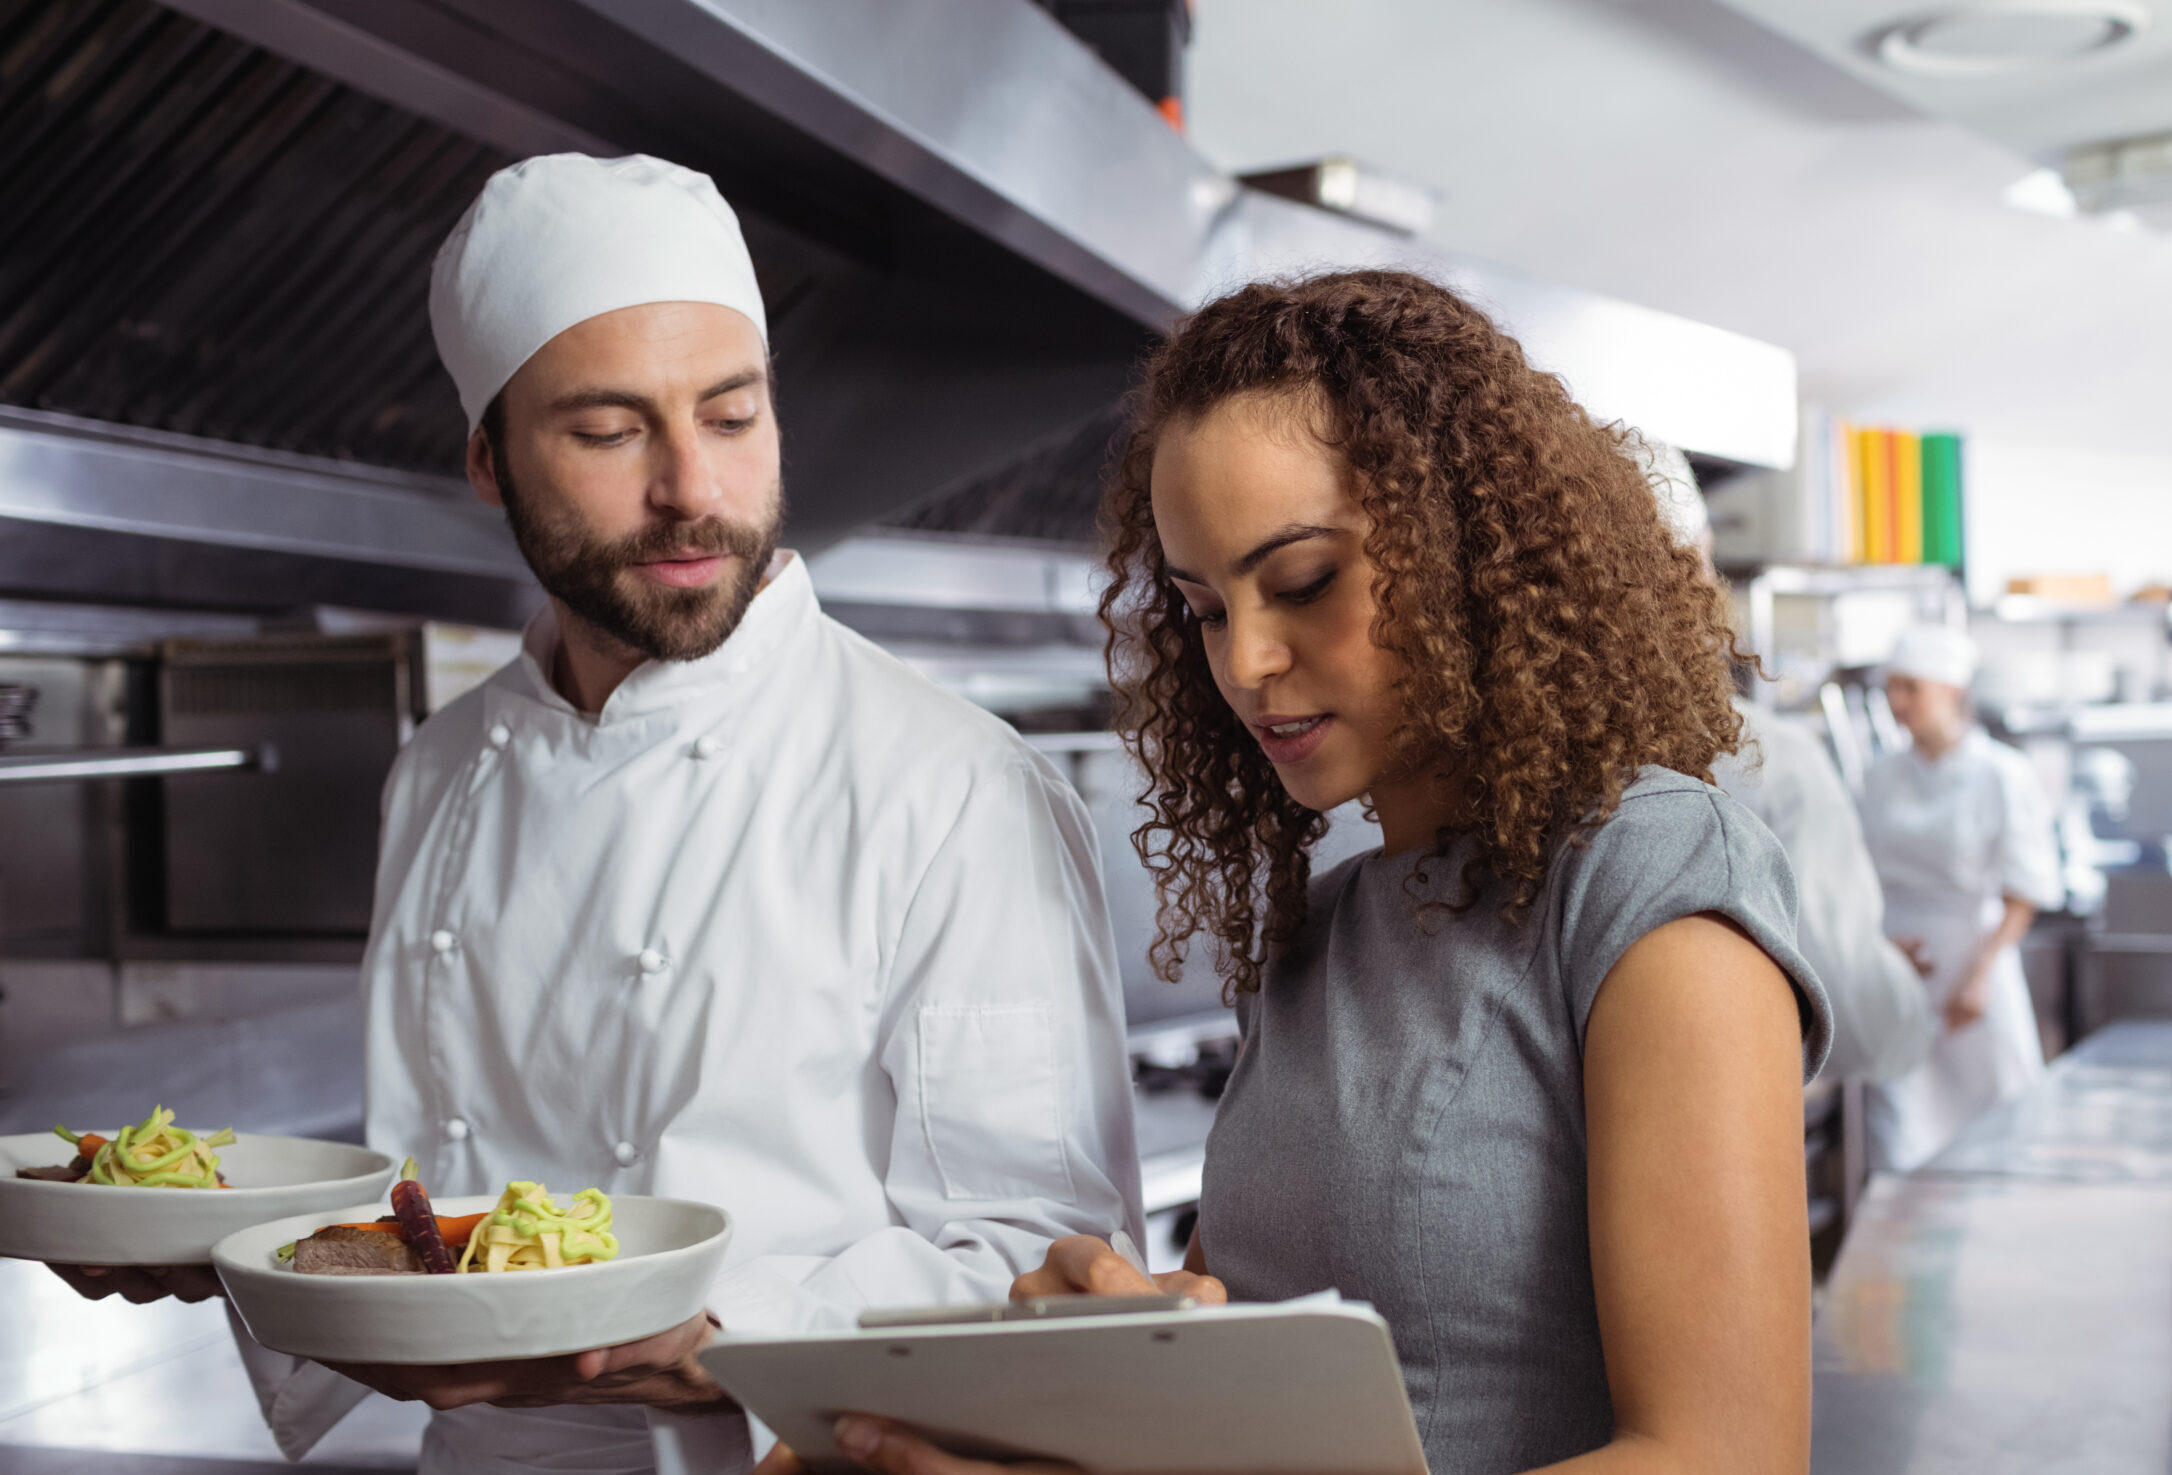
[1101, 269, 1748, 998]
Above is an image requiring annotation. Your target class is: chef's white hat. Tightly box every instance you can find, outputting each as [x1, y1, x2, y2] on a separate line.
[429, 153, 768, 431]
[1639, 439, 1708, 548]
[1887, 624, 1977, 689]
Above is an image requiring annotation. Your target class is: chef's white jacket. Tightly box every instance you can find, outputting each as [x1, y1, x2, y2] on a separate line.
[232, 553, 1143, 1474]
[1714, 702, 1934, 1082]
[1859, 726, 2062, 1169]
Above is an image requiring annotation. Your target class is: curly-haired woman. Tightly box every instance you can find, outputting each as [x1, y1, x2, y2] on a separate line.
[824, 271, 1831, 1475]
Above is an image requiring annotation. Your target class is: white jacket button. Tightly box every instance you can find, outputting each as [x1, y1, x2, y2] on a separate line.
[613, 1140, 641, 1167]
[444, 1117, 470, 1142]
[430, 929, 459, 955]
[488, 723, 512, 748]
[637, 948, 667, 975]
[691, 735, 722, 760]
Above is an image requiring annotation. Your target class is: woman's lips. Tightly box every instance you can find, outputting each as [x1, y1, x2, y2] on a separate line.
[635, 555, 727, 589]
[1254, 713, 1333, 765]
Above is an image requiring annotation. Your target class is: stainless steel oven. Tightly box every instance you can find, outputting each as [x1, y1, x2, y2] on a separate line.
[157, 634, 416, 936]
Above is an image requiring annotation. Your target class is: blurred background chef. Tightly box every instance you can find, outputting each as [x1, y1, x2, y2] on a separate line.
[1862, 625, 2063, 1171]
[1652, 448, 1935, 1088]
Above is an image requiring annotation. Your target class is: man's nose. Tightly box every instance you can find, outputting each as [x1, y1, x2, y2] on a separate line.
[648, 423, 723, 519]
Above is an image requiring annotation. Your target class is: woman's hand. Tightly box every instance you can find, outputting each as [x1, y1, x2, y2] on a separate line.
[1943, 965, 1992, 1031]
[750, 1241, 1223, 1475]
[1009, 1235, 1226, 1305]
[1943, 895, 2036, 1033]
[1892, 936, 1935, 979]
[751, 1417, 1077, 1475]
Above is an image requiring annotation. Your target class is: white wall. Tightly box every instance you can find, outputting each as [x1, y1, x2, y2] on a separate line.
[1184, 0, 2172, 462]
[1965, 442, 2172, 606]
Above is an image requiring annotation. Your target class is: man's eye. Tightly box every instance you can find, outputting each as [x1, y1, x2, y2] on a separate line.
[708, 416, 754, 435]
[573, 429, 634, 447]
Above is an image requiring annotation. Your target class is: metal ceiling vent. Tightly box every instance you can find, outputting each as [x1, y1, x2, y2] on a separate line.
[0, 0, 512, 471]
[1870, 0, 2150, 76]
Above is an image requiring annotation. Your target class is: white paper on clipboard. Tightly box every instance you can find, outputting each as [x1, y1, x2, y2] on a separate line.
[697, 1297, 1426, 1475]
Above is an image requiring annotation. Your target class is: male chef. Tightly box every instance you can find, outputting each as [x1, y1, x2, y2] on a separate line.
[237, 154, 1142, 1473]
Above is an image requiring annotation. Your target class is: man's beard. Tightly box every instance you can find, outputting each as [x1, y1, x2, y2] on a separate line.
[496, 463, 783, 664]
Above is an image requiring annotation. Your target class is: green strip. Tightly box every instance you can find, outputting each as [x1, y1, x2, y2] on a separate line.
[1921, 433, 1964, 569]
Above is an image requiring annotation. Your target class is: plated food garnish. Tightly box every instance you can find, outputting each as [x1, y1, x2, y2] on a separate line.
[281, 1159, 618, 1277]
[13, 1107, 235, 1187]
[459, 1181, 618, 1273]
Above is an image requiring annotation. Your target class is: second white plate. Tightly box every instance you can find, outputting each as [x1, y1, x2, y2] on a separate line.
[0, 1132, 396, 1266]
[215, 1193, 733, 1364]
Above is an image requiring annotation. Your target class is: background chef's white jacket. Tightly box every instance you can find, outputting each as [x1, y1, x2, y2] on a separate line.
[1714, 702, 1934, 1082]
[231, 554, 1144, 1474]
[1859, 725, 2062, 1170]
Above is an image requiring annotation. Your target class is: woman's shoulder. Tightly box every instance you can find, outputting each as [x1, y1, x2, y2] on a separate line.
[1556, 765, 1828, 1074]
[1576, 766, 1777, 865]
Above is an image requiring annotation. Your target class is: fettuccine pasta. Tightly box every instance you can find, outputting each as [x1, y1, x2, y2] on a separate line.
[456, 1181, 618, 1273]
[57, 1106, 234, 1188]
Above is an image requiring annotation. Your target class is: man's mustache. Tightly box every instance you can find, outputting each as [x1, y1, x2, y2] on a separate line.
[607, 519, 771, 566]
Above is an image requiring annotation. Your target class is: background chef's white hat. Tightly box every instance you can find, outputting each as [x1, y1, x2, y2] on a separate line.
[1886, 624, 1977, 689]
[429, 153, 768, 431]
[1638, 439, 1709, 548]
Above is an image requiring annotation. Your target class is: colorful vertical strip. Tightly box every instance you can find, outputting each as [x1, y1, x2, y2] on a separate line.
[1892, 430, 1923, 564]
[1811, 416, 1964, 568]
[1833, 419, 1862, 563]
[1921, 433, 1964, 569]
[1859, 427, 1894, 564]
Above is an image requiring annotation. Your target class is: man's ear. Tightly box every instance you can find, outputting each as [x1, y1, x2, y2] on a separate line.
[466, 428, 504, 509]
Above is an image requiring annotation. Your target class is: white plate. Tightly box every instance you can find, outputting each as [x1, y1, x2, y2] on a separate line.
[215, 1194, 732, 1364]
[0, 1131, 397, 1266]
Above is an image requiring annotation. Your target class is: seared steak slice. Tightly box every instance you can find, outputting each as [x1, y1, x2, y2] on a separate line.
[309, 1264, 426, 1277]
[14, 1164, 83, 1182]
[292, 1225, 425, 1275]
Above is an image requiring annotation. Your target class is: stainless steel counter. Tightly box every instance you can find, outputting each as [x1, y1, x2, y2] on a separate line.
[1812, 1022, 2172, 1473]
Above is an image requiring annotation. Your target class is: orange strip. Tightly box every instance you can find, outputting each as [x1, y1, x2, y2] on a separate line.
[323, 1212, 487, 1247]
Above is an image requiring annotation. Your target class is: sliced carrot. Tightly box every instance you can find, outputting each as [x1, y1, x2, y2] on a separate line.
[439, 1212, 487, 1246]
[76, 1135, 108, 1158]
[320, 1212, 488, 1247]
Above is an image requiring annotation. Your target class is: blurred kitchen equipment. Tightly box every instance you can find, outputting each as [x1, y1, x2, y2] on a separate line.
[1736, 564, 1966, 713]
[0, 683, 36, 748]
[158, 634, 417, 937]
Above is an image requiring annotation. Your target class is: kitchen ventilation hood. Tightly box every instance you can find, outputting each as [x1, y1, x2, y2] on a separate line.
[0, 0, 1798, 621]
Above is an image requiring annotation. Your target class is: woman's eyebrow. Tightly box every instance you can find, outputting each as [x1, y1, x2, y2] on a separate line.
[1165, 524, 1340, 586]
[1235, 524, 1340, 575]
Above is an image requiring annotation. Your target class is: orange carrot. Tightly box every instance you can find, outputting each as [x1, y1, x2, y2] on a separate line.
[324, 1212, 487, 1247]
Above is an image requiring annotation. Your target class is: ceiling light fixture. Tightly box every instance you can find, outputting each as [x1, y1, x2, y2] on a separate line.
[1871, 0, 2149, 76]
[2064, 129, 2172, 227]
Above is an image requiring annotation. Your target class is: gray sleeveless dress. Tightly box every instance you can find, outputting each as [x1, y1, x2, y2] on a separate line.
[1197, 768, 1831, 1474]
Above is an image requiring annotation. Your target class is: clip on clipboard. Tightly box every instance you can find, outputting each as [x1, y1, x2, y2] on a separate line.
[699, 1295, 1427, 1475]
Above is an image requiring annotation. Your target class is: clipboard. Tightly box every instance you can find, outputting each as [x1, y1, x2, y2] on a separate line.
[697, 1298, 1426, 1474]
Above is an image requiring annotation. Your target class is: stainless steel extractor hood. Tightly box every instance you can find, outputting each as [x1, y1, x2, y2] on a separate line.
[0, 0, 1798, 623]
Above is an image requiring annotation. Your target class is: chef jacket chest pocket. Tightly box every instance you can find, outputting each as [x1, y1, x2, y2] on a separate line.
[916, 1003, 1074, 1203]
